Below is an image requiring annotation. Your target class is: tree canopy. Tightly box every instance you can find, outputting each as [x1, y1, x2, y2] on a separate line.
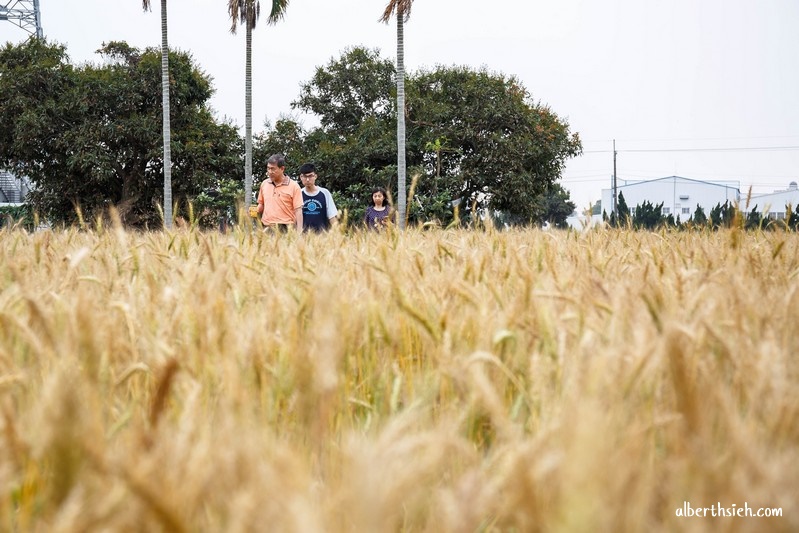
[2, 41, 581, 228]
[0, 39, 242, 227]
[257, 47, 582, 226]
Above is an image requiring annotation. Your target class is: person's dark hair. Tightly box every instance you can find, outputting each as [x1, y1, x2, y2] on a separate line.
[298, 163, 316, 175]
[267, 154, 286, 168]
[369, 186, 388, 206]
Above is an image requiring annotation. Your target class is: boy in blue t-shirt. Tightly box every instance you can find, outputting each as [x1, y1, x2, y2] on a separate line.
[299, 163, 339, 232]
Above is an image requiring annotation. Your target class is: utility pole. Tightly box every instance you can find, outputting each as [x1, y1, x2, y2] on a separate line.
[612, 139, 618, 215]
[0, 0, 43, 39]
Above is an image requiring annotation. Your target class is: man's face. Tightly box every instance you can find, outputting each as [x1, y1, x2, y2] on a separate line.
[267, 163, 285, 182]
[300, 172, 317, 187]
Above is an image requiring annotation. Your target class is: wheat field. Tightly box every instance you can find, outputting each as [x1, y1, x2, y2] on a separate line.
[0, 222, 797, 532]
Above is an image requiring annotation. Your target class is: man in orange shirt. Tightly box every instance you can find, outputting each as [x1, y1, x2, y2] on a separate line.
[257, 154, 304, 232]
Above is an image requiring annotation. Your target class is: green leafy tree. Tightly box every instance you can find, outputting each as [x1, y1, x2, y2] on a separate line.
[494, 184, 575, 228]
[632, 200, 664, 230]
[531, 184, 577, 228]
[615, 191, 631, 227]
[193, 177, 243, 230]
[723, 201, 738, 228]
[709, 202, 723, 229]
[290, 47, 404, 220]
[407, 66, 581, 223]
[692, 204, 707, 226]
[289, 47, 581, 226]
[745, 205, 762, 230]
[0, 39, 73, 185]
[253, 118, 312, 173]
[293, 47, 395, 136]
[708, 201, 738, 230]
[0, 204, 34, 230]
[787, 203, 799, 231]
[0, 40, 242, 227]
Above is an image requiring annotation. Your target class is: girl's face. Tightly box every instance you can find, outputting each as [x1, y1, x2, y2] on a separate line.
[373, 192, 385, 205]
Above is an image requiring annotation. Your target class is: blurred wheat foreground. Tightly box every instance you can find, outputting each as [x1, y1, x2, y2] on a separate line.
[0, 225, 797, 531]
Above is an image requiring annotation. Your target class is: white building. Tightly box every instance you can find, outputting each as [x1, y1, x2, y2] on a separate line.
[0, 170, 30, 205]
[565, 213, 604, 230]
[601, 176, 740, 220]
[745, 182, 799, 220]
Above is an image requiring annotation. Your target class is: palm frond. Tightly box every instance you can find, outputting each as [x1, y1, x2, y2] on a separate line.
[141, 0, 151, 11]
[265, 0, 289, 25]
[228, 0, 262, 33]
[227, 0, 239, 32]
[379, 0, 413, 23]
[229, 0, 285, 32]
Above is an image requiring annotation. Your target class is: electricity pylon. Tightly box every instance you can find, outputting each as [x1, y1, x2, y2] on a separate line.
[0, 0, 43, 39]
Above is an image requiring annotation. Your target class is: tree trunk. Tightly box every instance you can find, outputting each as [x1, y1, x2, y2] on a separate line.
[160, 0, 173, 229]
[396, 13, 406, 230]
[244, 23, 253, 224]
[119, 168, 138, 223]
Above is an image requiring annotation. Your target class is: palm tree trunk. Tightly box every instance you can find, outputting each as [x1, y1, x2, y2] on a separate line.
[160, 0, 173, 229]
[396, 13, 407, 230]
[244, 23, 253, 221]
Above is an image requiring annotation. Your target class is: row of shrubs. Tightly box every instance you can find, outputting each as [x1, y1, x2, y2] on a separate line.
[0, 204, 33, 230]
[605, 194, 799, 231]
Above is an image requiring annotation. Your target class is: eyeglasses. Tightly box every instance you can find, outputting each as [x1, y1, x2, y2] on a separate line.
[300, 174, 316, 180]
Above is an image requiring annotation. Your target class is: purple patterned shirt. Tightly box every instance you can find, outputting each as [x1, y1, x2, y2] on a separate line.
[364, 206, 391, 230]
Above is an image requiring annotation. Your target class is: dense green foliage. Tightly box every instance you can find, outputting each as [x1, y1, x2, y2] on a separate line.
[0, 39, 242, 227]
[0, 204, 34, 230]
[255, 47, 582, 227]
[2, 42, 581, 228]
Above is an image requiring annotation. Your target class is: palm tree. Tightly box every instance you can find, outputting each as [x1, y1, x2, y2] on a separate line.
[380, 0, 413, 230]
[142, 0, 173, 229]
[228, 0, 289, 221]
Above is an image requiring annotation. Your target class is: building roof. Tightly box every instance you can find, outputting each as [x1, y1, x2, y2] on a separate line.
[614, 175, 740, 191]
[749, 182, 799, 200]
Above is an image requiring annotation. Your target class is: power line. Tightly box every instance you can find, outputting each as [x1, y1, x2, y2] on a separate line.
[625, 146, 799, 153]
[583, 145, 799, 154]
[565, 167, 799, 181]
[561, 176, 610, 183]
[579, 135, 799, 145]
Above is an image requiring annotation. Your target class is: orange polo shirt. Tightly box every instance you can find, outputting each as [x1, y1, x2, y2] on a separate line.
[258, 177, 303, 225]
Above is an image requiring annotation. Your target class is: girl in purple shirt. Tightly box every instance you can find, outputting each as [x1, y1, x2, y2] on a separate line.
[364, 187, 393, 230]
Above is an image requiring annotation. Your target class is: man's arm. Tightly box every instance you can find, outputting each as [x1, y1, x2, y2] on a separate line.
[292, 184, 305, 232]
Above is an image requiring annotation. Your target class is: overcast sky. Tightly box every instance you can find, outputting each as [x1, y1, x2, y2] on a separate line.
[4, 0, 799, 210]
